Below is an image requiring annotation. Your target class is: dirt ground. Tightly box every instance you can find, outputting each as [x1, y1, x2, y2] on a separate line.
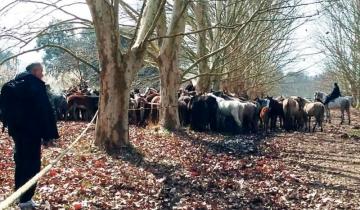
[1, 109, 360, 209]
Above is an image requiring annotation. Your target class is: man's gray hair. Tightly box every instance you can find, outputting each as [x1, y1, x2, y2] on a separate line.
[26, 62, 42, 72]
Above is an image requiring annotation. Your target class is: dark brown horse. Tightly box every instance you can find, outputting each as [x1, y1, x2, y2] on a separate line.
[134, 93, 147, 126]
[143, 91, 160, 125]
[266, 96, 284, 130]
[66, 95, 98, 121]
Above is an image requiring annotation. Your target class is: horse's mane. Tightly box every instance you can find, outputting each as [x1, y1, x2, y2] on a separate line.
[314, 98, 324, 104]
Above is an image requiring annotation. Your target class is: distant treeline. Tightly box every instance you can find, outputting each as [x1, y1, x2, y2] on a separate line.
[277, 72, 332, 99]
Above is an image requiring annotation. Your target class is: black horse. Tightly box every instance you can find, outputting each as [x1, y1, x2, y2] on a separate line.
[266, 96, 284, 130]
[188, 95, 218, 131]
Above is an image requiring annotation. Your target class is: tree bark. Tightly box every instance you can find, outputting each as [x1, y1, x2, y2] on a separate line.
[86, 0, 161, 153]
[158, 55, 181, 130]
[86, 0, 130, 152]
[158, 0, 187, 130]
[194, 0, 211, 92]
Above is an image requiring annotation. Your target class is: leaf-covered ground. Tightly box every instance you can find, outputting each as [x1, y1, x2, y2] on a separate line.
[1, 110, 360, 209]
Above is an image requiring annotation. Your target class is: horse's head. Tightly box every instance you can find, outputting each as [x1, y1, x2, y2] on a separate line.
[314, 91, 325, 102]
[255, 98, 269, 108]
[144, 87, 158, 97]
[130, 92, 135, 99]
[293, 96, 307, 109]
[134, 88, 140, 94]
[212, 91, 223, 97]
[265, 96, 273, 101]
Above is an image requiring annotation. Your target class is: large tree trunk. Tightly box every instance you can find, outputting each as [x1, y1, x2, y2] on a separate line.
[87, 0, 131, 152]
[157, 0, 187, 130]
[95, 63, 132, 151]
[86, 0, 159, 153]
[95, 53, 142, 152]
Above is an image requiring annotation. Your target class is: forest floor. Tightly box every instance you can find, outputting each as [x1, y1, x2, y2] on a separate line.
[1, 110, 360, 209]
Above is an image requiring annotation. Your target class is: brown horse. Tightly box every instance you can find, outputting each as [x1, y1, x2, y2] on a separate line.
[150, 95, 161, 124]
[66, 95, 99, 121]
[143, 92, 159, 124]
[303, 100, 325, 132]
[129, 98, 138, 125]
[260, 107, 270, 133]
[283, 98, 300, 131]
[134, 93, 147, 126]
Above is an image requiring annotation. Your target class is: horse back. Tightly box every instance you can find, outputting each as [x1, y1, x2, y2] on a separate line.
[327, 97, 350, 110]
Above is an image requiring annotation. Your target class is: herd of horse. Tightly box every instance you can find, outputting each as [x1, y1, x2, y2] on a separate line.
[48, 86, 99, 121]
[47, 85, 352, 134]
[126, 87, 352, 134]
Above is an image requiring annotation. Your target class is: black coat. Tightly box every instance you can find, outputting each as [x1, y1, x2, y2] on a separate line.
[329, 85, 341, 99]
[13, 72, 59, 140]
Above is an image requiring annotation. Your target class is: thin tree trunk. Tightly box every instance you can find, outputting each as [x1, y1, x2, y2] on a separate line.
[159, 55, 181, 130]
[158, 0, 187, 130]
[194, 0, 211, 92]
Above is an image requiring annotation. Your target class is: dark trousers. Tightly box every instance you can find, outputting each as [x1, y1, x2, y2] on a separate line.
[325, 96, 335, 105]
[13, 135, 41, 203]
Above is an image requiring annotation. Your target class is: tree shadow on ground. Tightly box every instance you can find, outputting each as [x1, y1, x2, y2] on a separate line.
[114, 147, 246, 209]
[283, 149, 360, 161]
[308, 181, 359, 193]
[178, 130, 277, 159]
[286, 160, 360, 181]
[114, 131, 287, 209]
[282, 151, 360, 165]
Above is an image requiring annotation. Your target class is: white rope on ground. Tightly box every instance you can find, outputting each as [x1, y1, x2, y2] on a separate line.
[0, 110, 98, 210]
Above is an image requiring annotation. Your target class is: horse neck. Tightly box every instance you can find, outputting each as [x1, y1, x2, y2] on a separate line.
[209, 93, 224, 102]
[302, 98, 310, 104]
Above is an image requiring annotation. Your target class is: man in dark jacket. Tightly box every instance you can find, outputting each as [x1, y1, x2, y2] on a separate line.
[325, 83, 341, 105]
[11, 63, 59, 209]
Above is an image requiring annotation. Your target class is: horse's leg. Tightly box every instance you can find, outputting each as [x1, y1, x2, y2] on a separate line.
[72, 108, 76, 121]
[233, 109, 243, 132]
[327, 108, 331, 123]
[271, 116, 276, 130]
[312, 117, 317, 132]
[308, 116, 311, 132]
[65, 107, 70, 121]
[292, 116, 296, 131]
[340, 109, 344, 125]
[234, 115, 242, 131]
[320, 118, 323, 132]
[72, 105, 78, 121]
[264, 118, 267, 134]
[347, 108, 351, 125]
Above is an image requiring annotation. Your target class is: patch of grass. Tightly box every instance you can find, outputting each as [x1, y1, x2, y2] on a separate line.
[348, 129, 360, 138]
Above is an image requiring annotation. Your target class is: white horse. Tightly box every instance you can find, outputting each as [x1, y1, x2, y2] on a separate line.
[314, 91, 351, 125]
[344, 96, 354, 107]
[208, 93, 246, 129]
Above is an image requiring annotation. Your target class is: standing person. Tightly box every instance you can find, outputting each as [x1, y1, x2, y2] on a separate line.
[0, 63, 59, 209]
[325, 83, 341, 105]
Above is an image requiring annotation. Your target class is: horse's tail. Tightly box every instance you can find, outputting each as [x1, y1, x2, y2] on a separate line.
[319, 104, 325, 121]
[284, 102, 291, 130]
[345, 98, 351, 110]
